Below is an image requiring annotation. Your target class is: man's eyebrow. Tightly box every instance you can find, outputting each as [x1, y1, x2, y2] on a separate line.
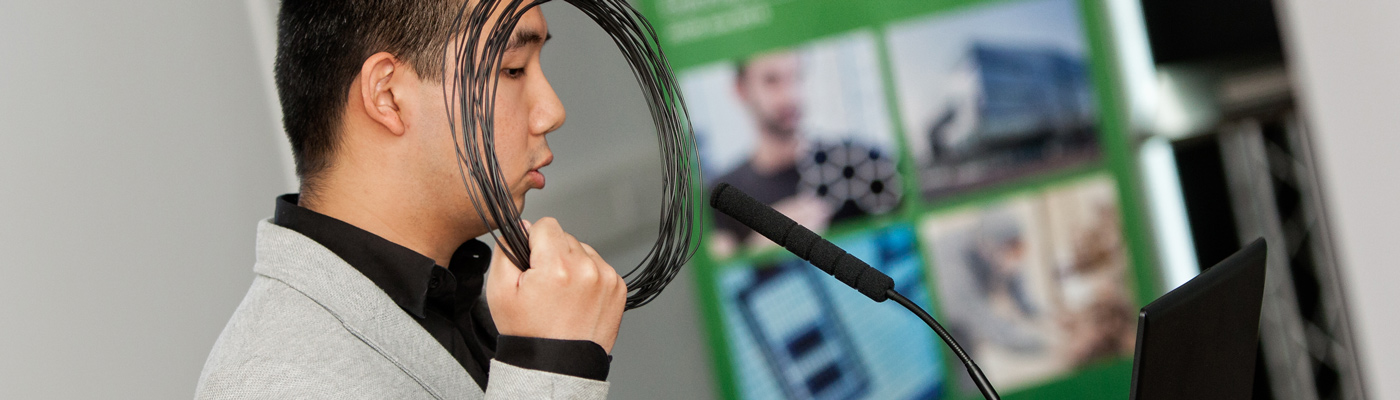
[505, 29, 552, 52]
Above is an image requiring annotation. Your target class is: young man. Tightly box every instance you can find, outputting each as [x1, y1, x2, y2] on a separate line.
[709, 51, 832, 257]
[196, 1, 624, 398]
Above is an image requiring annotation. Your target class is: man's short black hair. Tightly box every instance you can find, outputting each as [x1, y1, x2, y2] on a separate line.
[275, 0, 463, 191]
[734, 57, 750, 82]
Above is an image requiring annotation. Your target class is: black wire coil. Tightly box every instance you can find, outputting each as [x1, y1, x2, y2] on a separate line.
[443, 0, 701, 309]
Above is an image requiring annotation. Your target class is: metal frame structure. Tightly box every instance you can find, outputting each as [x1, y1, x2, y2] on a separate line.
[1217, 109, 1365, 400]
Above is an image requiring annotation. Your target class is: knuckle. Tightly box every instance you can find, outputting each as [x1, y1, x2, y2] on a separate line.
[607, 273, 626, 294]
[531, 218, 560, 238]
[548, 266, 570, 283]
[575, 261, 600, 282]
[539, 217, 560, 229]
[615, 275, 629, 293]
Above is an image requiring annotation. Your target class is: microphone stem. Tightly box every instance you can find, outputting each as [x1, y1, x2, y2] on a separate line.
[886, 289, 1001, 400]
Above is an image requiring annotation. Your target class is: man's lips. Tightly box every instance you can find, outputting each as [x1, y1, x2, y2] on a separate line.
[528, 155, 553, 189]
[528, 170, 546, 189]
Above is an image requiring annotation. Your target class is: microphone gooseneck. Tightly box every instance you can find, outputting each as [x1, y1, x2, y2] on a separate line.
[886, 289, 1000, 400]
[709, 183, 1001, 400]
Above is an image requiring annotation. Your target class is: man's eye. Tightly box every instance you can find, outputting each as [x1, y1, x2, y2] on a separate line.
[502, 68, 526, 79]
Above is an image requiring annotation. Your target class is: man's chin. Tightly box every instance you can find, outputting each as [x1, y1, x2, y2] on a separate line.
[470, 191, 527, 231]
[765, 122, 800, 140]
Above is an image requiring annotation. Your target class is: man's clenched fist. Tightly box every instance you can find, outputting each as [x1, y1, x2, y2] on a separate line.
[485, 217, 628, 352]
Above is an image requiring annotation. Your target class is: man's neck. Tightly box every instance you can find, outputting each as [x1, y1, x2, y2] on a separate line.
[750, 130, 799, 175]
[300, 179, 480, 267]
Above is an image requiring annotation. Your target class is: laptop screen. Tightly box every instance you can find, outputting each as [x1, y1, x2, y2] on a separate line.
[1129, 239, 1267, 400]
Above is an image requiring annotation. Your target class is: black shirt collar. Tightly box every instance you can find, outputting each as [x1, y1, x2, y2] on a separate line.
[272, 194, 489, 319]
[270, 194, 609, 385]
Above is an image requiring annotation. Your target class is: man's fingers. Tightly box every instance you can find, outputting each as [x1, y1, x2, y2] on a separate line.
[579, 242, 599, 258]
[567, 233, 583, 254]
[566, 235, 598, 284]
[486, 238, 523, 296]
[528, 218, 599, 286]
[491, 217, 630, 353]
[599, 272, 628, 353]
[578, 243, 609, 277]
[575, 241, 626, 353]
[581, 242, 624, 300]
[526, 217, 568, 265]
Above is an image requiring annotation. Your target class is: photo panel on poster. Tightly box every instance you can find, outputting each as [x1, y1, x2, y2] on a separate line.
[682, 30, 902, 259]
[714, 226, 944, 400]
[885, 0, 1102, 201]
[646, 0, 1154, 397]
[918, 174, 1137, 394]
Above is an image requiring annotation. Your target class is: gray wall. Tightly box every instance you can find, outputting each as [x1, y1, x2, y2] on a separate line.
[0, 1, 288, 398]
[1276, 1, 1400, 398]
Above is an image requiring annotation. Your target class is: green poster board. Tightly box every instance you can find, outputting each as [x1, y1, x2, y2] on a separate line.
[638, 0, 1161, 398]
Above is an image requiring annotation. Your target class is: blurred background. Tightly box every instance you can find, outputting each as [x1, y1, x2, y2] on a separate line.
[0, 0, 1395, 399]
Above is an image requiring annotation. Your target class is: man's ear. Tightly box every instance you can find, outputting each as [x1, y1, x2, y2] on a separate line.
[358, 52, 406, 136]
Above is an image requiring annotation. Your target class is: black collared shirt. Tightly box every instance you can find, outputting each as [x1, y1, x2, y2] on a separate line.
[272, 194, 610, 388]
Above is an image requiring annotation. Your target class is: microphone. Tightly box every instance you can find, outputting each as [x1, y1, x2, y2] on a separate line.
[710, 183, 1001, 400]
[709, 183, 893, 301]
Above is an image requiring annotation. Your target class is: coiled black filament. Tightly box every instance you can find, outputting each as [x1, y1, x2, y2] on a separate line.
[443, 0, 700, 309]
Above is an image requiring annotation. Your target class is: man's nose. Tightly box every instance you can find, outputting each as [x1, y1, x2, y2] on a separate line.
[530, 75, 567, 136]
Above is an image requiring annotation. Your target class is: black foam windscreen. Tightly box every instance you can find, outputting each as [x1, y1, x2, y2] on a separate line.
[709, 183, 894, 302]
